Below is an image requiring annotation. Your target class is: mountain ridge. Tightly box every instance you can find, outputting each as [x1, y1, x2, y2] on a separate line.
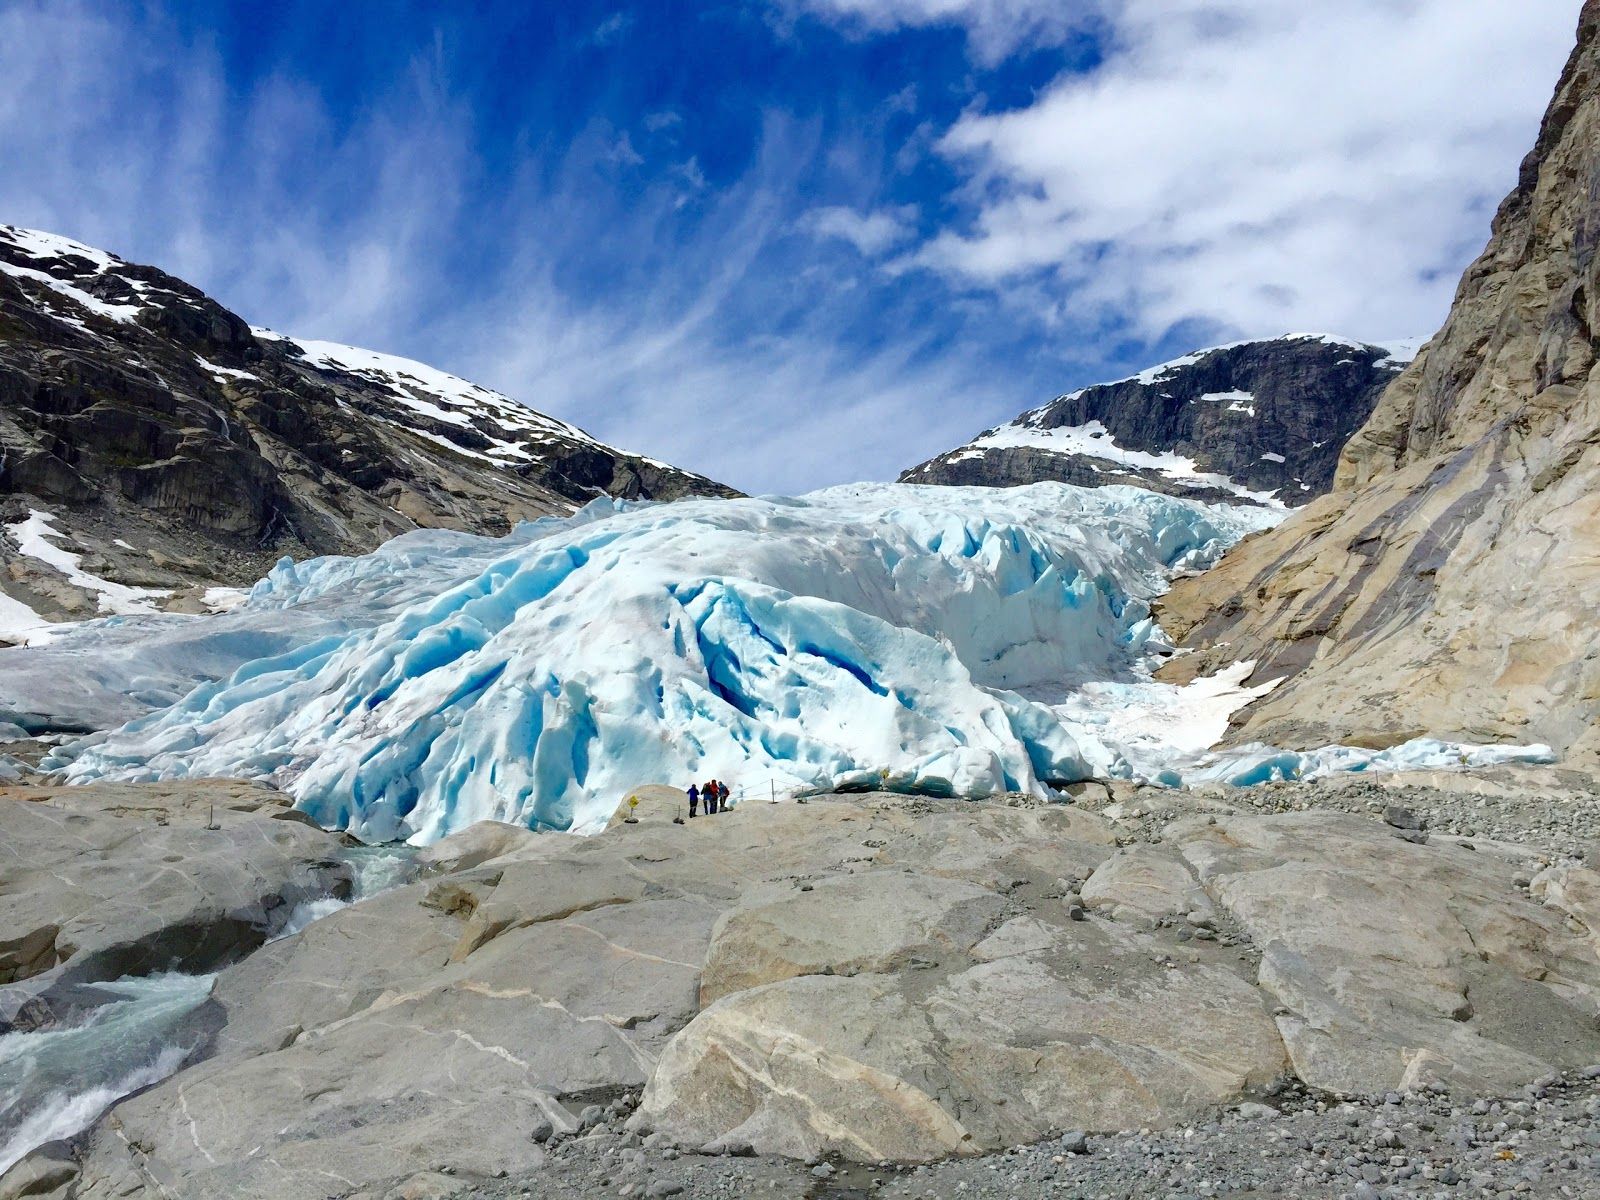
[901, 333, 1420, 508]
[0, 225, 734, 638]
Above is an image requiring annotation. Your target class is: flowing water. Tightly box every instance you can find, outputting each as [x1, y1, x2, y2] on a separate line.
[0, 841, 420, 1177]
[0, 972, 216, 1175]
[271, 842, 419, 940]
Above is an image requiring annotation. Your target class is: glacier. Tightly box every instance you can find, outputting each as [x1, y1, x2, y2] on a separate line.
[49, 483, 1275, 840]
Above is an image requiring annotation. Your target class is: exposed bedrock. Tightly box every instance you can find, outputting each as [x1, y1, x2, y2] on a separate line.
[12, 786, 1599, 1199]
[0, 780, 348, 1032]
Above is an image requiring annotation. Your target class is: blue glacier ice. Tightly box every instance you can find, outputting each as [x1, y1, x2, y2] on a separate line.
[1183, 738, 1556, 786]
[50, 483, 1276, 839]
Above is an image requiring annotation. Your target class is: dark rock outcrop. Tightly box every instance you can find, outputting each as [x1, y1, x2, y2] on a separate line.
[901, 335, 1412, 507]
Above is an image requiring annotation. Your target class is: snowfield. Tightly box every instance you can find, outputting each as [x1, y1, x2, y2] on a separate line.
[949, 419, 1287, 508]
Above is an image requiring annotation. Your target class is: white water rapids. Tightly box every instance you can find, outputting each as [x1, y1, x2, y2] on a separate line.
[0, 843, 419, 1178]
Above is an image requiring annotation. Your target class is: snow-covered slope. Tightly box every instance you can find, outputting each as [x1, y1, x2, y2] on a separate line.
[48, 483, 1275, 839]
[0, 224, 733, 638]
[902, 334, 1419, 507]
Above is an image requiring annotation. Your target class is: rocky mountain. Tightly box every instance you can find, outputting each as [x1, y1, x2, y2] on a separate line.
[900, 334, 1418, 508]
[0, 226, 733, 637]
[1155, 1, 1600, 767]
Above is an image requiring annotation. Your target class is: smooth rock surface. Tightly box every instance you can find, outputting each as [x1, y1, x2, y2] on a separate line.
[1172, 812, 1600, 1095]
[16, 789, 1600, 1198]
[0, 780, 346, 1022]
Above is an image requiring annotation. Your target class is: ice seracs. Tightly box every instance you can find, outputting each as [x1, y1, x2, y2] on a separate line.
[51, 483, 1275, 840]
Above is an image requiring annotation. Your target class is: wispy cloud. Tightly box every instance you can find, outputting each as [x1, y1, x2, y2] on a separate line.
[605, 130, 645, 166]
[775, 0, 1099, 64]
[588, 11, 635, 47]
[0, 2, 1010, 493]
[800, 204, 916, 255]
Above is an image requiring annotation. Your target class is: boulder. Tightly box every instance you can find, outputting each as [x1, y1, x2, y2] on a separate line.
[1531, 862, 1600, 956]
[698, 871, 1003, 1004]
[1080, 844, 1212, 925]
[413, 820, 550, 875]
[640, 913, 1284, 1160]
[608, 784, 695, 829]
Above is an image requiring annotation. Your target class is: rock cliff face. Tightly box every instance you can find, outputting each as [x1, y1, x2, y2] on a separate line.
[900, 335, 1414, 507]
[0, 226, 733, 631]
[1155, 1, 1600, 766]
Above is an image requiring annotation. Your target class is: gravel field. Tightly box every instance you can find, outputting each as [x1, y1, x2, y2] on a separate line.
[459, 1066, 1600, 1200]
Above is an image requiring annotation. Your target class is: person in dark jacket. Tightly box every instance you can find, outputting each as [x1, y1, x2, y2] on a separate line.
[718, 780, 731, 810]
[686, 783, 700, 818]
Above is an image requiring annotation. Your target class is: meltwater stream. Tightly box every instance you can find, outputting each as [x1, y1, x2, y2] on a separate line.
[0, 842, 419, 1178]
[272, 842, 419, 939]
[0, 972, 215, 1175]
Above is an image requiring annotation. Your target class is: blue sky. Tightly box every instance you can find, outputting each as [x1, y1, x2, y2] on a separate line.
[0, 0, 1581, 493]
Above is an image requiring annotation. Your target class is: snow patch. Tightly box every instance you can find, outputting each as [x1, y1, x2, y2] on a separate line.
[0, 589, 53, 644]
[276, 336, 601, 448]
[194, 355, 256, 383]
[201, 587, 250, 613]
[0, 227, 122, 270]
[0, 226, 144, 324]
[965, 421, 1285, 509]
[1374, 336, 1427, 368]
[248, 330, 684, 477]
[6, 511, 169, 616]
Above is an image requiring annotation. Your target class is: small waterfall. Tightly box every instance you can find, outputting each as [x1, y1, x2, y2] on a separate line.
[271, 842, 419, 941]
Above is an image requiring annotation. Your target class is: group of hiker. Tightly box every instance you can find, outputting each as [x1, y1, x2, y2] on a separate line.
[686, 779, 730, 817]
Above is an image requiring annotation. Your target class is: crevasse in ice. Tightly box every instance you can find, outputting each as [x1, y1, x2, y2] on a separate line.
[53, 483, 1273, 839]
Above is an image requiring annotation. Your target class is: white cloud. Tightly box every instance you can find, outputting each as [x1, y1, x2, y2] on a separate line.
[589, 11, 635, 46]
[800, 204, 916, 255]
[779, 0, 1097, 63]
[900, 0, 1579, 342]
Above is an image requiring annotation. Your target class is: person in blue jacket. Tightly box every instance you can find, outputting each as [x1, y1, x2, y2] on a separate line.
[686, 782, 700, 818]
